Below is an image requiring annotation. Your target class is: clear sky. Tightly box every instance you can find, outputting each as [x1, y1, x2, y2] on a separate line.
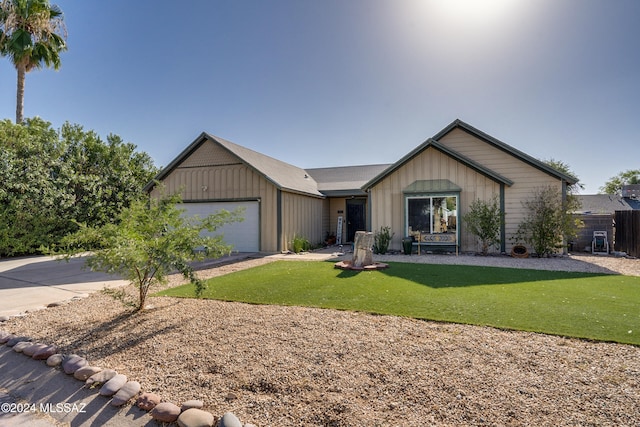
[1, 0, 638, 194]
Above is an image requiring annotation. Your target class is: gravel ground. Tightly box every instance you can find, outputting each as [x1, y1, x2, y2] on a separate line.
[2, 253, 640, 426]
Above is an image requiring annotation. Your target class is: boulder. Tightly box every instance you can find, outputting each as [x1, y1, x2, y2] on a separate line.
[12, 341, 31, 353]
[136, 392, 161, 411]
[63, 355, 88, 374]
[22, 343, 47, 357]
[177, 408, 215, 427]
[86, 369, 118, 386]
[74, 366, 102, 381]
[181, 400, 204, 411]
[149, 402, 181, 423]
[219, 412, 243, 427]
[99, 373, 127, 396]
[111, 381, 141, 406]
[33, 345, 57, 360]
[0, 333, 15, 344]
[46, 354, 64, 367]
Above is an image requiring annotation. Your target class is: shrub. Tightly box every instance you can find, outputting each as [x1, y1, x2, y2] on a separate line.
[291, 234, 311, 253]
[514, 186, 581, 257]
[373, 226, 394, 254]
[463, 195, 504, 255]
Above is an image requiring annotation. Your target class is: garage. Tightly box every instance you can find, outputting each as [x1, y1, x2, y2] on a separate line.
[181, 201, 260, 252]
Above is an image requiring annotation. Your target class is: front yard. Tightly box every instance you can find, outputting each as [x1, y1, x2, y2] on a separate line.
[159, 260, 640, 345]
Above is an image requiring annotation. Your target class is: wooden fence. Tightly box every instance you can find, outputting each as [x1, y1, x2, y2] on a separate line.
[615, 210, 640, 257]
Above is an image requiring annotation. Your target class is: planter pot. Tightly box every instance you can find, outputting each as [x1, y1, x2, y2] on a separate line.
[511, 245, 529, 258]
[402, 237, 414, 255]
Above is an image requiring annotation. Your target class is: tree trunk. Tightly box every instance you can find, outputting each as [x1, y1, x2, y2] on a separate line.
[16, 64, 26, 124]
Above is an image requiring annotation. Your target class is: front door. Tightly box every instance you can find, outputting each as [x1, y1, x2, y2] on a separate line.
[346, 198, 366, 243]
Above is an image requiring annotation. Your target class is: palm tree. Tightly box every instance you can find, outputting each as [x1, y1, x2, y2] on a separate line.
[0, 0, 66, 123]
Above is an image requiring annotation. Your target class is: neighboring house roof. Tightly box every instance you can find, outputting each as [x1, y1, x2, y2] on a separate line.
[306, 164, 391, 197]
[145, 132, 324, 197]
[576, 195, 640, 214]
[363, 137, 515, 190]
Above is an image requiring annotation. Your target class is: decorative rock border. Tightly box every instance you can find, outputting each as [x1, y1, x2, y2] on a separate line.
[0, 329, 256, 427]
[334, 260, 389, 271]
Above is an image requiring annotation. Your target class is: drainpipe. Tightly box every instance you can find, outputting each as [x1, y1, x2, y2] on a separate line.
[277, 189, 282, 252]
[500, 184, 506, 253]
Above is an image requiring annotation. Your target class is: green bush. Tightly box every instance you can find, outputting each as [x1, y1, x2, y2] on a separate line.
[462, 195, 504, 255]
[291, 234, 311, 253]
[373, 226, 394, 254]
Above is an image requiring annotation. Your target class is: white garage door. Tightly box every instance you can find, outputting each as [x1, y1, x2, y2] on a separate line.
[181, 201, 259, 252]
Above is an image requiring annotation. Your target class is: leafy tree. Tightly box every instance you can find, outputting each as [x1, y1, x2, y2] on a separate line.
[0, 118, 158, 256]
[58, 122, 158, 227]
[544, 158, 584, 194]
[0, 0, 67, 123]
[59, 193, 244, 311]
[0, 117, 71, 255]
[463, 195, 504, 255]
[600, 169, 640, 195]
[514, 186, 580, 257]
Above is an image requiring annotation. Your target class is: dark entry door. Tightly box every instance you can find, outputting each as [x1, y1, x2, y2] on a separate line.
[346, 199, 366, 243]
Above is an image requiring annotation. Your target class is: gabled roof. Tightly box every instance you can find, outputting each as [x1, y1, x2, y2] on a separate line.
[434, 119, 579, 184]
[363, 138, 514, 190]
[145, 133, 323, 197]
[576, 194, 640, 214]
[306, 164, 391, 197]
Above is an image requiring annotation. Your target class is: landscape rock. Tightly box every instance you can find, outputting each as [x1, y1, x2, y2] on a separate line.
[177, 408, 215, 427]
[0, 330, 10, 341]
[110, 381, 141, 406]
[149, 402, 181, 423]
[12, 341, 31, 353]
[99, 373, 127, 396]
[73, 366, 102, 381]
[22, 343, 47, 357]
[47, 301, 67, 307]
[63, 354, 88, 374]
[6, 336, 30, 347]
[0, 316, 10, 322]
[86, 369, 117, 386]
[0, 333, 14, 344]
[181, 399, 204, 411]
[46, 353, 64, 367]
[33, 344, 57, 360]
[136, 392, 161, 411]
[219, 412, 243, 427]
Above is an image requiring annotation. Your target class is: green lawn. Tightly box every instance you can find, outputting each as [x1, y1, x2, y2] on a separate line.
[158, 260, 640, 345]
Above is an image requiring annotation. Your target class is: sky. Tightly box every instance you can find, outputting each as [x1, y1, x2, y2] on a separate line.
[1, 0, 638, 195]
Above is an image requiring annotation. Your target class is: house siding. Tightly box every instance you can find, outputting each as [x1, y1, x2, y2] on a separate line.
[437, 128, 563, 252]
[152, 141, 281, 252]
[370, 148, 500, 252]
[280, 191, 324, 251]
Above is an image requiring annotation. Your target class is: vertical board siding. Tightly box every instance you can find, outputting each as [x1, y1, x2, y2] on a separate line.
[371, 147, 500, 252]
[280, 192, 324, 251]
[157, 155, 280, 252]
[438, 129, 563, 252]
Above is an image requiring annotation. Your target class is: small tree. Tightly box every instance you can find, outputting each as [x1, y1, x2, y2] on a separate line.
[463, 195, 503, 255]
[59, 192, 243, 311]
[514, 186, 579, 257]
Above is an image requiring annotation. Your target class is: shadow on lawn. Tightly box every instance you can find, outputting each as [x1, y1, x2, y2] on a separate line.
[333, 260, 615, 288]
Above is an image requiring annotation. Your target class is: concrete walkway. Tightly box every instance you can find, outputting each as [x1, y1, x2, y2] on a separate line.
[0, 346, 151, 426]
[0, 256, 129, 318]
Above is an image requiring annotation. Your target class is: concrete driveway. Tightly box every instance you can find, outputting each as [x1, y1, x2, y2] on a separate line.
[0, 256, 128, 318]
